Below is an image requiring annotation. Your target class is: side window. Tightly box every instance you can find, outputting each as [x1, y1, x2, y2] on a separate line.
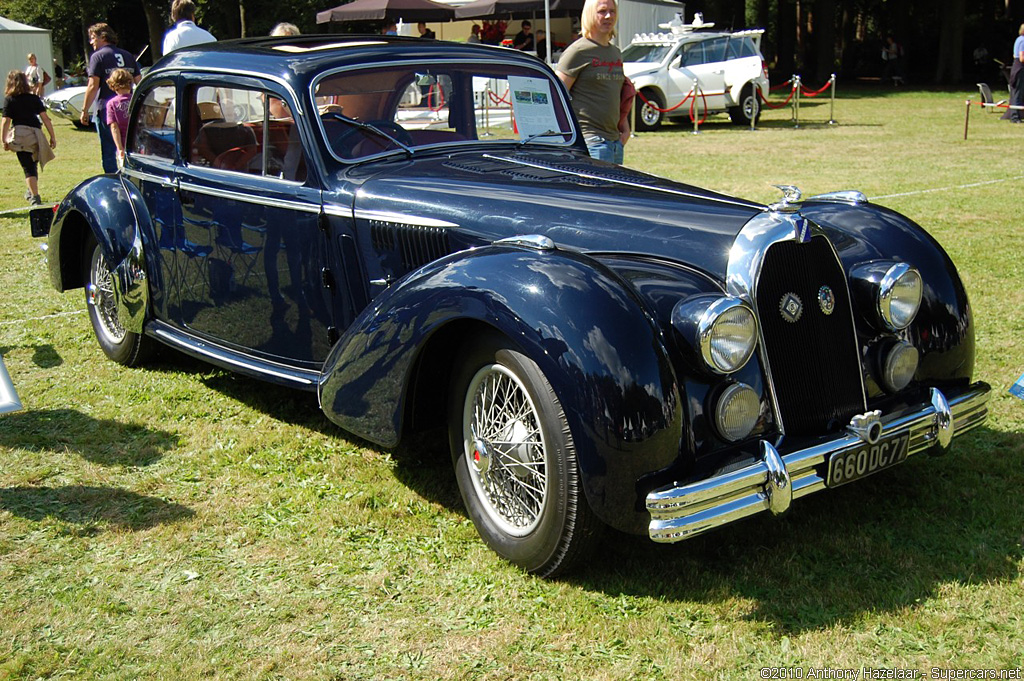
[681, 43, 704, 67]
[704, 38, 728, 64]
[187, 84, 306, 182]
[129, 83, 176, 160]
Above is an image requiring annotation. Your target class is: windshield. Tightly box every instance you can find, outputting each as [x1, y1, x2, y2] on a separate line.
[314, 62, 575, 161]
[622, 43, 675, 64]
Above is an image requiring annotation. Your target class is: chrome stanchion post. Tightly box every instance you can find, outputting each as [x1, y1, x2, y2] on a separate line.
[792, 75, 801, 128]
[964, 98, 971, 140]
[827, 73, 837, 125]
[749, 84, 759, 131]
[691, 83, 701, 135]
[482, 81, 492, 136]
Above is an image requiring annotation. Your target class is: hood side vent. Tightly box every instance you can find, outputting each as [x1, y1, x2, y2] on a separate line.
[370, 220, 451, 271]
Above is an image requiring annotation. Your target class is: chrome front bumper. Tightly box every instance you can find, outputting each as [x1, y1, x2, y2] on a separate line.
[647, 383, 990, 543]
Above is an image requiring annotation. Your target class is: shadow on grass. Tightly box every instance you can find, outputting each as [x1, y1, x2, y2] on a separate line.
[568, 426, 1023, 633]
[0, 344, 63, 368]
[0, 408, 177, 467]
[0, 485, 194, 531]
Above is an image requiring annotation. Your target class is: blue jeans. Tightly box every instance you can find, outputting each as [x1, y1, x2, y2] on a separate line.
[586, 136, 624, 164]
[95, 110, 118, 173]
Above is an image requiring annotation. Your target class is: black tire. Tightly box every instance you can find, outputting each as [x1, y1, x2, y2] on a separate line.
[729, 83, 760, 125]
[448, 333, 602, 577]
[84, 239, 153, 366]
[635, 88, 664, 132]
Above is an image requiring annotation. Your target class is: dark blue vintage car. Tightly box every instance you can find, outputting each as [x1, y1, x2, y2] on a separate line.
[42, 35, 989, 576]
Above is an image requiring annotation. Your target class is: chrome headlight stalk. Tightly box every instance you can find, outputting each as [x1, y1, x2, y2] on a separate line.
[851, 261, 923, 332]
[671, 295, 758, 375]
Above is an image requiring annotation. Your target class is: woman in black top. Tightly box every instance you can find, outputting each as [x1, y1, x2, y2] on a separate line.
[2, 70, 57, 205]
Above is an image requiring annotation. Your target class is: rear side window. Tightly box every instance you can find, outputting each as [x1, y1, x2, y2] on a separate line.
[129, 83, 176, 160]
[727, 37, 759, 60]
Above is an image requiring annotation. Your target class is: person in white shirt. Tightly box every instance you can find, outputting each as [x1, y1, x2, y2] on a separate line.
[162, 0, 216, 56]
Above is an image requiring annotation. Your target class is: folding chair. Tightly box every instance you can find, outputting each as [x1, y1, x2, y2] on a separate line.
[977, 83, 1006, 112]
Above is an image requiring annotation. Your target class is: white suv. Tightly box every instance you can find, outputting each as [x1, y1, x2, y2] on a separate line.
[623, 20, 769, 131]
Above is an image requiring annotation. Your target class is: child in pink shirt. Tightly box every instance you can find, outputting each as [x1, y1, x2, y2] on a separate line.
[105, 68, 133, 166]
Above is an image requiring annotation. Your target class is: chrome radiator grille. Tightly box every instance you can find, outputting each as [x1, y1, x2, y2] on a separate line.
[755, 237, 865, 435]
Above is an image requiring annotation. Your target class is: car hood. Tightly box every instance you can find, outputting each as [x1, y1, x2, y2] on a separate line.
[622, 63, 661, 80]
[345, 150, 764, 281]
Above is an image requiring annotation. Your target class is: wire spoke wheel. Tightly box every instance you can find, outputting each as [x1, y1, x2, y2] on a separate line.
[89, 248, 126, 345]
[449, 333, 602, 577]
[464, 363, 548, 536]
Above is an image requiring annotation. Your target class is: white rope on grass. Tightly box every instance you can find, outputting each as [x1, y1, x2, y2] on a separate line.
[872, 174, 1024, 200]
[0, 310, 85, 326]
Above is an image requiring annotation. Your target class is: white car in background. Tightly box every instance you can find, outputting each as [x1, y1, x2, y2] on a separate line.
[43, 86, 94, 130]
[623, 17, 770, 131]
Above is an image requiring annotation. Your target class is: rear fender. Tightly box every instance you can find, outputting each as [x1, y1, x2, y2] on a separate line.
[49, 175, 150, 334]
[318, 244, 685, 532]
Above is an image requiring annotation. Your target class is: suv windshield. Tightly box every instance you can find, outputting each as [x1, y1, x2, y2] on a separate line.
[621, 43, 675, 64]
[314, 62, 575, 161]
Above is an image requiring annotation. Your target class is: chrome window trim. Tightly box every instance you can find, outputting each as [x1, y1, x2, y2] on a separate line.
[726, 210, 867, 435]
[122, 167, 175, 188]
[176, 180, 321, 213]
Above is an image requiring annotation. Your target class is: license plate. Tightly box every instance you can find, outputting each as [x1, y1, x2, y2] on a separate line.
[826, 430, 910, 487]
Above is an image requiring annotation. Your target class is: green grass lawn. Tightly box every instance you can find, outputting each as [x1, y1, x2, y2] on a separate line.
[1, 86, 1022, 679]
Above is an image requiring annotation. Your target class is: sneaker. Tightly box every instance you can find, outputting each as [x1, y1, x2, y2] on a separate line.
[24, 189, 32, 201]
[30, 195, 42, 206]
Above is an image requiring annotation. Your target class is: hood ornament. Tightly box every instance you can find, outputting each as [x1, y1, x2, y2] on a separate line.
[769, 184, 803, 212]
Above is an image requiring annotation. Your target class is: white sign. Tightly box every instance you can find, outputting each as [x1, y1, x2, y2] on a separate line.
[507, 75, 561, 141]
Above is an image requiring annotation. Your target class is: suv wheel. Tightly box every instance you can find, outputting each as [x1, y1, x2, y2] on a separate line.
[729, 83, 760, 125]
[635, 88, 664, 132]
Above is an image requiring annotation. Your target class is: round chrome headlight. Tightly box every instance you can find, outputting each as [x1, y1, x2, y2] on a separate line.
[881, 340, 919, 392]
[714, 382, 761, 442]
[879, 264, 922, 331]
[672, 296, 758, 374]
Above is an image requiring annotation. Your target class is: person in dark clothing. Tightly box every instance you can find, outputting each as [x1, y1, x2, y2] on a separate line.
[417, 22, 436, 39]
[80, 23, 141, 173]
[2, 70, 57, 205]
[512, 21, 534, 51]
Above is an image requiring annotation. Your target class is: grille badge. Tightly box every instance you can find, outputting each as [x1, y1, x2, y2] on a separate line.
[779, 292, 803, 323]
[818, 285, 835, 315]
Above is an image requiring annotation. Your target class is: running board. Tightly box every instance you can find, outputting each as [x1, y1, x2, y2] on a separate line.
[147, 320, 321, 392]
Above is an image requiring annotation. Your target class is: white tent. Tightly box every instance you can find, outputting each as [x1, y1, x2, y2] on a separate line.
[0, 16, 55, 96]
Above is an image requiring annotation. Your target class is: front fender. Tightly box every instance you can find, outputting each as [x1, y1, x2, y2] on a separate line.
[318, 244, 684, 532]
[49, 175, 150, 334]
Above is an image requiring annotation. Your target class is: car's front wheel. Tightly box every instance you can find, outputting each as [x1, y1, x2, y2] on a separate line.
[729, 83, 761, 125]
[449, 333, 602, 577]
[84, 240, 152, 366]
[635, 88, 664, 132]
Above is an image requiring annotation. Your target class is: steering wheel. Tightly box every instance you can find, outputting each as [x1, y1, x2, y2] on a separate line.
[332, 120, 414, 157]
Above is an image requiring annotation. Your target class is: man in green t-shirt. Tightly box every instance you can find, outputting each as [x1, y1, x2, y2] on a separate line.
[555, 0, 629, 163]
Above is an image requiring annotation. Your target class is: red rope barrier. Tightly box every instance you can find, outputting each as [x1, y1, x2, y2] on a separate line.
[635, 87, 694, 114]
[768, 79, 793, 92]
[488, 90, 510, 105]
[758, 86, 795, 109]
[800, 80, 833, 97]
[689, 88, 709, 125]
[427, 84, 445, 111]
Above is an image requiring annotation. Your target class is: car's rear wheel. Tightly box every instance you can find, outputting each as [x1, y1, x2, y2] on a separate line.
[448, 333, 602, 577]
[729, 83, 760, 125]
[85, 239, 152, 366]
[635, 88, 664, 132]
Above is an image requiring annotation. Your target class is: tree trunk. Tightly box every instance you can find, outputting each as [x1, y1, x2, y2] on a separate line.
[141, 0, 166, 62]
[935, 0, 965, 83]
[812, 0, 836, 83]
